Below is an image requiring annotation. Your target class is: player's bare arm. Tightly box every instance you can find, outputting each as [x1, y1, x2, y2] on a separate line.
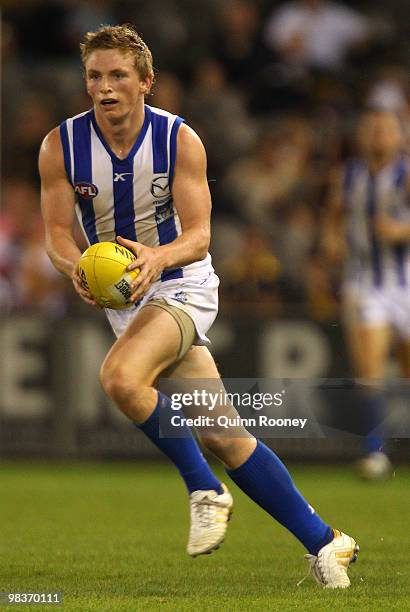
[119, 124, 211, 301]
[375, 216, 410, 243]
[39, 128, 100, 307]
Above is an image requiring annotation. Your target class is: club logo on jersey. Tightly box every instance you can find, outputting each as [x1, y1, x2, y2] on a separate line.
[155, 199, 173, 223]
[151, 176, 169, 199]
[74, 182, 99, 199]
[114, 172, 133, 182]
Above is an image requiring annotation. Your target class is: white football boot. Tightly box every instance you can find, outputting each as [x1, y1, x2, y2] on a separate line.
[187, 483, 233, 557]
[298, 529, 359, 589]
[356, 452, 392, 481]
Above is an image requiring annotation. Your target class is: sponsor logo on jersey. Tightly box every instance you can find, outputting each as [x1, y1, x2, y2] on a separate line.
[114, 172, 133, 182]
[151, 176, 169, 199]
[74, 182, 99, 198]
[155, 198, 173, 223]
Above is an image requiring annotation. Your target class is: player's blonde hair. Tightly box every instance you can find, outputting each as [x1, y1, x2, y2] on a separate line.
[80, 24, 154, 81]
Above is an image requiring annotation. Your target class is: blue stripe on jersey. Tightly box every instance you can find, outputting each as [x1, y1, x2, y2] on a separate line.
[73, 112, 98, 244]
[366, 174, 382, 287]
[112, 158, 137, 241]
[89, 107, 151, 243]
[169, 117, 184, 187]
[59, 121, 72, 184]
[161, 268, 183, 281]
[151, 112, 169, 173]
[393, 157, 407, 287]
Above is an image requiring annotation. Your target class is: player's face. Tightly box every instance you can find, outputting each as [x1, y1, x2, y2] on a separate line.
[85, 49, 150, 119]
[357, 112, 403, 158]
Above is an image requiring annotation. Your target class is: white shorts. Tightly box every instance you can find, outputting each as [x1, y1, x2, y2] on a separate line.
[105, 271, 219, 345]
[342, 283, 410, 339]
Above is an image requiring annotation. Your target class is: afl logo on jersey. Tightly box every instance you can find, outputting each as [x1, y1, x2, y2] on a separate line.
[151, 176, 169, 199]
[74, 182, 99, 199]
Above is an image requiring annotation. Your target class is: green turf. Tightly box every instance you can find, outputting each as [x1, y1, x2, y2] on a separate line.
[0, 461, 409, 611]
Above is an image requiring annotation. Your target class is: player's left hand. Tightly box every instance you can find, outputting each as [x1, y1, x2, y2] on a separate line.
[116, 236, 164, 301]
[375, 216, 409, 243]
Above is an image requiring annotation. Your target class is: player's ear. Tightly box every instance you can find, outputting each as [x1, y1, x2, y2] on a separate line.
[83, 69, 92, 96]
[140, 75, 153, 95]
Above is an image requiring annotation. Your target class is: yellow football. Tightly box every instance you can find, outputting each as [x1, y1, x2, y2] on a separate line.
[78, 242, 140, 309]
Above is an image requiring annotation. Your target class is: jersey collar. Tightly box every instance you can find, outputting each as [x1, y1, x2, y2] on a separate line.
[90, 105, 151, 165]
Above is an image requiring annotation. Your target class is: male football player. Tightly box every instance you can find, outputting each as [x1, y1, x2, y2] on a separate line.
[323, 108, 410, 478]
[40, 24, 358, 587]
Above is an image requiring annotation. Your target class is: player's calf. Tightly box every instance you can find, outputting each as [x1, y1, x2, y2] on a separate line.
[199, 433, 256, 470]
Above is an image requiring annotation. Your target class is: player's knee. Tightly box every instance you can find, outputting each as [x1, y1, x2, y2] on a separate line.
[199, 432, 239, 456]
[100, 357, 140, 406]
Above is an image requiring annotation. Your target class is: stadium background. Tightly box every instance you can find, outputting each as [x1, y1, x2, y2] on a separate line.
[1, 0, 409, 460]
[0, 2, 410, 610]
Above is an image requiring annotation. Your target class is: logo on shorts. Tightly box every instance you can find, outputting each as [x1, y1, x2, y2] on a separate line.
[174, 291, 188, 304]
[74, 182, 99, 198]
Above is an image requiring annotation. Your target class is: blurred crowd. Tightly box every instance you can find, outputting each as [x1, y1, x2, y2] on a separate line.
[1, 0, 410, 319]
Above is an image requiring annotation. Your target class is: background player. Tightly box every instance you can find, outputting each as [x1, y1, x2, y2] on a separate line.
[323, 108, 410, 478]
[39, 24, 358, 587]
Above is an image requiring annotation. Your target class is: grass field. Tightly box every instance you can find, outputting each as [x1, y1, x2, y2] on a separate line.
[0, 461, 409, 611]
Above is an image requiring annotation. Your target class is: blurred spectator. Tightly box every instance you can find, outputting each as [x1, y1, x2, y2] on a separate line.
[305, 251, 340, 321]
[184, 59, 256, 175]
[16, 218, 70, 315]
[5, 94, 58, 183]
[151, 72, 185, 117]
[276, 201, 317, 300]
[118, 0, 190, 72]
[366, 65, 409, 114]
[264, 0, 370, 72]
[5, 0, 70, 58]
[1, 20, 27, 141]
[0, 179, 38, 307]
[0, 179, 70, 314]
[62, 0, 115, 51]
[219, 227, 282, 317]
[213, 0, 265, 92]
[221, 116, 314, 238]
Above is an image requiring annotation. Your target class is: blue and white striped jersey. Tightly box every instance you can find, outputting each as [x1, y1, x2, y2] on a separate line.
[59, 104, 212, 281]
[343, 155, 410, 288]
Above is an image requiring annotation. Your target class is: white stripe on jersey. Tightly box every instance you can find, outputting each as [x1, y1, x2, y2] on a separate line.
[90, 122, 115, 242]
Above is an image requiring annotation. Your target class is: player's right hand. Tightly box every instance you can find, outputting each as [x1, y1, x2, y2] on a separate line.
[72, 267, 102, 308]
